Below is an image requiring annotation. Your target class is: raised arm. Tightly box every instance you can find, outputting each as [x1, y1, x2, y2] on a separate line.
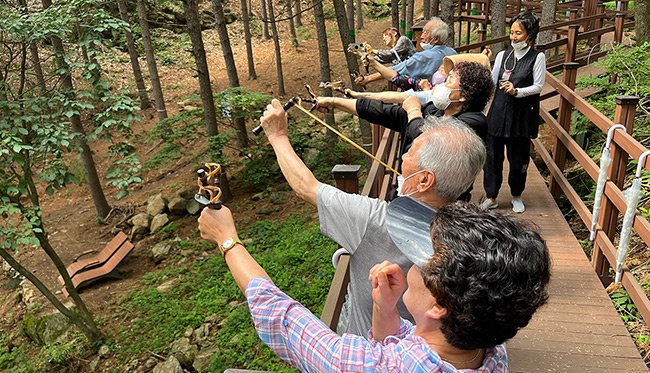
[260, 99, 322, 206]
[369, 261, 407, 340]
[345, 89, 409, 104]
[198, 206, 269, 293]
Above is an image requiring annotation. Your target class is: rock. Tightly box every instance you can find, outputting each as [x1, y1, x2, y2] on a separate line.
[183, 326, 194, 338]
[168, 196, 188, 215]
[251, 192, 265, 201]
[89, 356, 100, 372]
[153, 356, 183, 373]
[22, 309, 72, 345]
[130, 213, 151, 238]
[19, 279, 39, 308]
[143, 357, 159, 370]
[150, 213, 170, 234]
[186, 199, 202, 215]
[204, 314, 218, 324]
[98, 344, 110, 358]
[152, 241, 173, 264]
[147, 194, 168, 216]
[169, 337, 198, 369]
[156, 278, 177, 293]
[178, 187, 196, 200]
[193, 347, 218, 372]
[194, 323, 211, 348]
[256, 206, 280, 215]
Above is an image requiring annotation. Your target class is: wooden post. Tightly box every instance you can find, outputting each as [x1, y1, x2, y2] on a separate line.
[592, 96, 639, 278]
[549, 63, 580, 198]
[332, 164, 361, 194]
[614, 13, 625, 44]
[564, 25, 579, 64]
[592, 2, 605, 47]
[476, 28, 487, 53]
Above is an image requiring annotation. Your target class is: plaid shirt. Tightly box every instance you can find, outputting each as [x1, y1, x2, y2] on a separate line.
[246, 277, 509, 372]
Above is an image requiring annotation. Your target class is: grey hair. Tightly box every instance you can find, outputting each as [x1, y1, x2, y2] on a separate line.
[427, 17, 449, 44]
[417, 117, 486, 201]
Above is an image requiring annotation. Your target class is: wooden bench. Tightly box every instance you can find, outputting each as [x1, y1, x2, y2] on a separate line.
[58, 232, 134, 297]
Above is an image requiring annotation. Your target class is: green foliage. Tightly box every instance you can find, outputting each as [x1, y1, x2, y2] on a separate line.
[611, 289, 641, 323]
[364, 0, 391, 19]
[144, 109, 205, 170]
[40, 335, 84, 365]
[116, 217, 335, 371]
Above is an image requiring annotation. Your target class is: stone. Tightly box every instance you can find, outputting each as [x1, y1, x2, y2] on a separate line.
[183, 326, 194, 338]
[151, 241, 173, 264]
[98, 344, 110, 358]
[168, 196, 188, 215]
[156, 278, 177, 293]
[251, 192, 265, 201]
[204, 314, 218, 324]
[22, 309, 72, 345]
[153, 356, 183, 373]
[150, 213, 170, 234]
[194, 323, 211, 348]
[169, 337, 198, 369]
[130, 213, 150, 238]
[178, 187, 196, 200]
[89, 356, 100, 372]
[19, 279, 39, 308]
[147, 194, 168, 216]
[193, 347, 218, 372]
[186, 199, 201, 215]
[255, 206, 279, 215]
[143, 357, 159, 370]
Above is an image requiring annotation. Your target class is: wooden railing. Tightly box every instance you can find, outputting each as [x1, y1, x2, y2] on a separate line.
[535, 63, 650, 326]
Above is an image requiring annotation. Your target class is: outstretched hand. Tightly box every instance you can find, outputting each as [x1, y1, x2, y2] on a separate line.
[369, 261, 407, 311]
[260, 99, 288, 139]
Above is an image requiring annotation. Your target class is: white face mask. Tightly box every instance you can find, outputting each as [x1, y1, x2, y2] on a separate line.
[420, 42, 433, 50]
[431, 84, 460, 110]
[396, 170, 427, 197]
[511, 40, 528, 51]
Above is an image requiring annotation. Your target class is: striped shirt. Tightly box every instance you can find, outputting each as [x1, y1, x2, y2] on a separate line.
[246, 277, 509, 372]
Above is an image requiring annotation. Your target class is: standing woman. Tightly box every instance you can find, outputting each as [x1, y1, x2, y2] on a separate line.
[481, 11, 545, 213]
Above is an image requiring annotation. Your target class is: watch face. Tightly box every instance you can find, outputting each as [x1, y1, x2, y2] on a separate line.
[223, 238, 235, 249]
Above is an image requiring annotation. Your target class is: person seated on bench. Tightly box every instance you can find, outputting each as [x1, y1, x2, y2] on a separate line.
[258, 107, 486, 336]
[198, 202, 551, 371]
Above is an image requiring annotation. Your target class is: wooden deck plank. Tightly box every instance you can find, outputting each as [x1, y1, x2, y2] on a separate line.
[471, 160, 647, 371]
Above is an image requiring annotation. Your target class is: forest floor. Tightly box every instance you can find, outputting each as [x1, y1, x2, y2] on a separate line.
[0, 11, 396, 372]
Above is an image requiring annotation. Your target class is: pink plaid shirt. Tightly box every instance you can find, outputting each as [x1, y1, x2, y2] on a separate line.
[246, 277, 508, 372]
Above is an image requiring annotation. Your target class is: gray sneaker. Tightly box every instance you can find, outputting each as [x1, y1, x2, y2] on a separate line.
[480, 199, 498, 210]
[511, 198, 525, 213]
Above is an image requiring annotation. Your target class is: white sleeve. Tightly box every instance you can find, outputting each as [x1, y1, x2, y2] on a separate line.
[515, 52, 546, 97]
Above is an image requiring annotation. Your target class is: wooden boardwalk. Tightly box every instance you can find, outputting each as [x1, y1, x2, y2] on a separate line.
[471, 162, 648, 371]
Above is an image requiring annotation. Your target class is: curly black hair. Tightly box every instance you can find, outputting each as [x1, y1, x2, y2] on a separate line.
[422, 202, 551, 350]
[456, 61, 494, 113]
[511, 11, 540, 43]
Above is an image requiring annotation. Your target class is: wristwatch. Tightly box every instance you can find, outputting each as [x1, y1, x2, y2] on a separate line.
[513, 88, 519, 97]
[220, 237, 243, 257]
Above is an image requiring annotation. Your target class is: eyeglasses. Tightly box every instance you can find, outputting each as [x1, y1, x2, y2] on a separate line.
[422, 28, 432, 35]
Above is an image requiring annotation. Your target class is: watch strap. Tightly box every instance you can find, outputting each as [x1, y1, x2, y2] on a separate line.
[220, 238, 243, 257]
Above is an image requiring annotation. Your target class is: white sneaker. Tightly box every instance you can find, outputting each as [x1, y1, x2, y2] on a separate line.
[511, 198, 525, 213]
[480, 199, 498, 210]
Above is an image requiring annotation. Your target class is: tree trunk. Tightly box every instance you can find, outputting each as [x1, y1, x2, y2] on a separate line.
[136, 0, 168, 120]
[240, 0, 258, 79]
[430, 0, 439, 17]
[400, 0, 406, 35]
[294, 0, 302, 26]
[17, 0, 46, 92]
[490, 0, 506, 55]
[539, 0, 556, 45]
[117, 0, 151, 110]
[346, 0, 355, 37]
[356, 0, 363, 29]
[259, 0, 270, 39]
[636, 0, 649, 44]
[423, 0, 431, 20]
[440, 0, 455, 47]
[266, 0, 286, 96]
[391, 0, 399, 29]
[406, 0, 414, 38]
[313, 0, 336, 129]
[182, 0, 219, 137]
[212, 0, 250, 147]
[43, 0, 110, 218]
[285, 0, 299, 47]
[332, 0, 372, 161]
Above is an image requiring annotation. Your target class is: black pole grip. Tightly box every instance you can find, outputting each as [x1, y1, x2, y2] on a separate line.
[252, 99, 297, 136]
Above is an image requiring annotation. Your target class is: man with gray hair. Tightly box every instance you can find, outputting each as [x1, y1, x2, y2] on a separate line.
[259, 99, 486, 336]
[354, 17, 456, 88]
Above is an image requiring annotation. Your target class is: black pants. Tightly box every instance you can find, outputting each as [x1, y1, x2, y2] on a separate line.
[483, 135, 530, 199]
